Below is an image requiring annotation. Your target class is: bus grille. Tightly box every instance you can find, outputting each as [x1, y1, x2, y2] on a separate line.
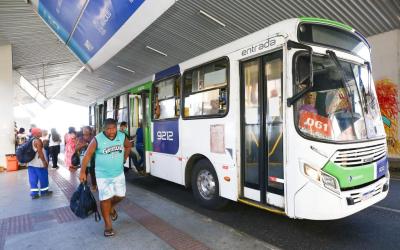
[348, 182, 384, 204]
[332, 143, 386, 167]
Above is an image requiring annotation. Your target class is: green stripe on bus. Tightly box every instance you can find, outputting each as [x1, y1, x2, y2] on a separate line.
[146, 88, 153, 152]
[129, 81, 153, 93]
[322, 161, 374, 188]
[300, 17, 353, 31]
[145, 125, 152, 151]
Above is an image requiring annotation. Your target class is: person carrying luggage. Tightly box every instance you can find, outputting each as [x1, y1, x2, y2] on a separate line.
[79, 119, 131, 237]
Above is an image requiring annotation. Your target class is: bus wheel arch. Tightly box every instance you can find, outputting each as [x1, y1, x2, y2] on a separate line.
[184, 154, 207, 188]
[188, 157, 228, 209]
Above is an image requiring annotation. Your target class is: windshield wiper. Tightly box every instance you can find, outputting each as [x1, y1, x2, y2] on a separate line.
[326, 50, 358, 107]
[326, 50, 350, 93]
[326, 50, 357, 132]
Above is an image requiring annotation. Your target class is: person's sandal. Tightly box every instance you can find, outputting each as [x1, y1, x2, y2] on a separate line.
[104, 228, 115, 237]
[111, 209, 118, 221]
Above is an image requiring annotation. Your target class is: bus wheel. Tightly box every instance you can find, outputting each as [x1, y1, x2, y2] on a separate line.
[191, 159, 228, 209]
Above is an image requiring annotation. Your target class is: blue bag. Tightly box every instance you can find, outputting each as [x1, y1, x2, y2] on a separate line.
[70, 182, 101, 221]
[16, 138, 36, 163]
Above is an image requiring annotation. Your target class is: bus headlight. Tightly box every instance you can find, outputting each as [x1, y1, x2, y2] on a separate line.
[303, 163, 340, 194]
[303, 163, 320, 182]
[321, 172, 339, 194]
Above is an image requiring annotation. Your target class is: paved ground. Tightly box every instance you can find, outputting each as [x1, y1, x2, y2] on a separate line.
[1, 158, 398, 250]
[126, 172, 400, 250]
[0, 167, 276, 250]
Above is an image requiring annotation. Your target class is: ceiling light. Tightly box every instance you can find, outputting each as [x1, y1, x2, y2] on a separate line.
[51, 66, 85, 99]
[76, 91, 89, 96]
[199, 10, 226, 27]
[86, 85, 101, 91]
[98, 77, 115, 85]
[69, 96, 81, 101]
[145, 46, 167, 57]
[117, 65, 135, 73]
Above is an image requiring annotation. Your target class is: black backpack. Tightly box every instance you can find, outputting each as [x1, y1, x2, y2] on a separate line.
[16, 138, 36, 163]
[70, 182, 101, 221]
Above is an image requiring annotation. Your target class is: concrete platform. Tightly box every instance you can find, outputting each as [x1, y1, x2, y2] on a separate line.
[0, 166, 277, 250]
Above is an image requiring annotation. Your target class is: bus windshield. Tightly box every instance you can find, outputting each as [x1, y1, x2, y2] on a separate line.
[294, 53, 385, 142]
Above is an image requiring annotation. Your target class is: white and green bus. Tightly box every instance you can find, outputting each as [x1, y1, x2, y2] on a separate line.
[90, 17, 389, 220]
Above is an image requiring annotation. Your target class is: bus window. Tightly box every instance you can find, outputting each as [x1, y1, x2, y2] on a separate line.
[117, 94, 128, 123]
[97, 104, 104, 132]
[89, 105, 95, 127]
[183, 58, 228, 118]
[153, 76, 180, 120]
[106, 98, 114, 119]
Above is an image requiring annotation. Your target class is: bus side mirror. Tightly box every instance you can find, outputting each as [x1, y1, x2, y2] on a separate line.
[286, 41, 314, 107]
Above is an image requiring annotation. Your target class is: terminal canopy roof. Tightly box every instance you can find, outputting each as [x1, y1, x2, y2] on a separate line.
[0, 0, 398, 106]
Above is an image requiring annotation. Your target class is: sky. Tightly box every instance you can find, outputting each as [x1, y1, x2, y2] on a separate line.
[14, 99, 88, 136]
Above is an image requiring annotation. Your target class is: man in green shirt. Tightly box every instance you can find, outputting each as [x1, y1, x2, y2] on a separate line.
[80, 119, 131, 237]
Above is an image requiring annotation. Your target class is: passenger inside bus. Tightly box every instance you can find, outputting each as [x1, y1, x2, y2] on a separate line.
[208, 99, 222, 115]
[154, 96, 161, 119]
[297, 89, 332, 138]
[299, 91, 318, 113]
[131, 120, 144, 171]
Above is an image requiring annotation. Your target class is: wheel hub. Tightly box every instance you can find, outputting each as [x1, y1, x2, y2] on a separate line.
[197, 169, 216, 200]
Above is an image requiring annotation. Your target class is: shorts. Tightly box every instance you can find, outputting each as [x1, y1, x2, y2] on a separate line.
[96, 172, 126, 201]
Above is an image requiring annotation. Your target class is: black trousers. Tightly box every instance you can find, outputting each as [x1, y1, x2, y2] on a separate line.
[85, 156, 96, 186]
[49, 145, 60, 168]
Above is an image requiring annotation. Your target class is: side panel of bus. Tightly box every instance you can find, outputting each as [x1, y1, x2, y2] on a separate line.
[179, 57, 238, 201]
[148, 73, 183, 185]
[149, 121, 183, 184]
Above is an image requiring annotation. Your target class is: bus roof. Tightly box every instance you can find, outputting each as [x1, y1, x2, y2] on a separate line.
[299, 17, 370, 48]
[299, 17, 353, 31]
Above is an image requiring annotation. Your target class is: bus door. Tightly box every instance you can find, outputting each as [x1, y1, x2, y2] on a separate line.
[240, 50, 285, 209]
[129, 92, 150, 171]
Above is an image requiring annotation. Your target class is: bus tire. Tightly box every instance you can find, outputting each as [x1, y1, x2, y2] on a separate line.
[191, 159, 228, 209]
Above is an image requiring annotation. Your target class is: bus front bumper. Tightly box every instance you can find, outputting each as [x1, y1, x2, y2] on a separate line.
[294, 176, 389, 220]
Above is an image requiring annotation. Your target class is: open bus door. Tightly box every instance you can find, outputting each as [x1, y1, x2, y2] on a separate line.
[128, 91, 150, 173]
[240, 50, 285, 209]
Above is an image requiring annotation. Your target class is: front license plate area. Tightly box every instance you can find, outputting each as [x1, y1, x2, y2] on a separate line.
[361, 190, 374, 201]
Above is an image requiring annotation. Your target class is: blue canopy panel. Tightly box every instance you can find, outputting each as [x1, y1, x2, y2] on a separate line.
[154, 65, 180, 82]
[34, 0, 176, 71]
